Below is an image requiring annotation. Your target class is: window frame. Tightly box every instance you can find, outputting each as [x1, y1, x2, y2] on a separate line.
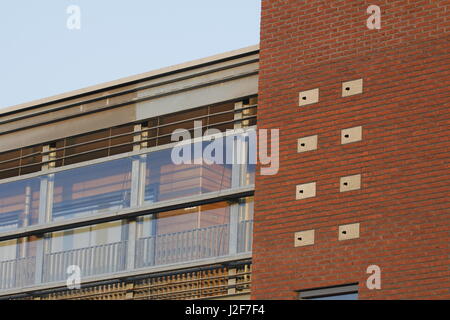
[298, 283, 359, 300]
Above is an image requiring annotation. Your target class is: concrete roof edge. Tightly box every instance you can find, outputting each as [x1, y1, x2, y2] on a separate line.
[1, 44, 260, 116]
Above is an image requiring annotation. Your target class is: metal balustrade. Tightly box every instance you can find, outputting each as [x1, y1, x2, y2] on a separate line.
[0, 220, 253, 292]
[0, 129, 255, 295]
[0, 256, 36, 290]
[135, 224, 229, 268]
[42, 241, 127, 283]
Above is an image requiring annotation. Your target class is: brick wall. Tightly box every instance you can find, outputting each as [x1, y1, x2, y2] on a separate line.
[253, 0, 450, 299]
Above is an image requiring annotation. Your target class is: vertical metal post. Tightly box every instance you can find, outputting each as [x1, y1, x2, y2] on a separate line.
[125, 159, 139, 270]
[148, 213, 157, 266]
[228, 202, 239, 255]
[126, 124, 145, 271]
[228, 101, 248, 255]
[232, 101, 244, 189]
[240, 132, 250, 187]
[228, 102, 246, 256]
[34, 144, 55, 285]
[17, 185, 32, 260]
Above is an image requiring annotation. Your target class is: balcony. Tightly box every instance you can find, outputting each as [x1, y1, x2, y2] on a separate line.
[0, 201, 253, 291]
[42, 241, 128, 283]
[135, 224, 229, 268]
[0, 129, 255, 294]
[0, 256, 36, 290]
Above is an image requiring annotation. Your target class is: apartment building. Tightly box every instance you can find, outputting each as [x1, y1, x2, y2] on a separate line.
[0, 46, 259, 300]
[1, 0, 449, 301]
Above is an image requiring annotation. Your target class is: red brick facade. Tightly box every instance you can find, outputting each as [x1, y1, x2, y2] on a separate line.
[253, 0, 450, 299]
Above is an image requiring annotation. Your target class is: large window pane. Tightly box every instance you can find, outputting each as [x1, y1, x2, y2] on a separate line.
[0, 178, 40, 232]
[144, 133, 258, 204]
[144, 144, 232, 203]
[52, 158, 132, 221]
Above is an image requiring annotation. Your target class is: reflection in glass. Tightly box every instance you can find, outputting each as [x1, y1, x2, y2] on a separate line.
[144, 140, 233, 204]
[144, 132, 257, 204]
[0, 179, 40, 232]
[52, 158, 132, 221]
[1, 131, 256, 232]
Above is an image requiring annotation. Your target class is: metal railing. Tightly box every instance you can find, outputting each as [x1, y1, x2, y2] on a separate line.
[135, 224, 229, 268]
[42, 241, 127, 283]
[0, 220, 253, 292]
[0, 256, 36, 290]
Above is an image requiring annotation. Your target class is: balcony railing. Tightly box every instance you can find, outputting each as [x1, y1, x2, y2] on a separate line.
[135, 224, 229, 268]
[0, 129, 255, 295]
[42, 241, 128, 283]
[0, 220, 253, 292]
[0, 256, 36, 290]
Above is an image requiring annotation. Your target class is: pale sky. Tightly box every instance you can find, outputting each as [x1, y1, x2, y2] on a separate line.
[0, 0, 261, 109]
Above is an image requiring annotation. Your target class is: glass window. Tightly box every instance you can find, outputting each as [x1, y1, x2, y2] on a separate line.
[0, 178, 41, 232]
[311, 293, 358, 300]
[0, 239, 17, 262]
[299, 284, 359, 300]
[144, 140, 233, 204]
[52, 158, 132, 221]
[50, 221, 123, 253]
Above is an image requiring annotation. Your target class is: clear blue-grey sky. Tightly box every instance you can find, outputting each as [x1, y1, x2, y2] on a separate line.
[0, 0, 261, 109]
